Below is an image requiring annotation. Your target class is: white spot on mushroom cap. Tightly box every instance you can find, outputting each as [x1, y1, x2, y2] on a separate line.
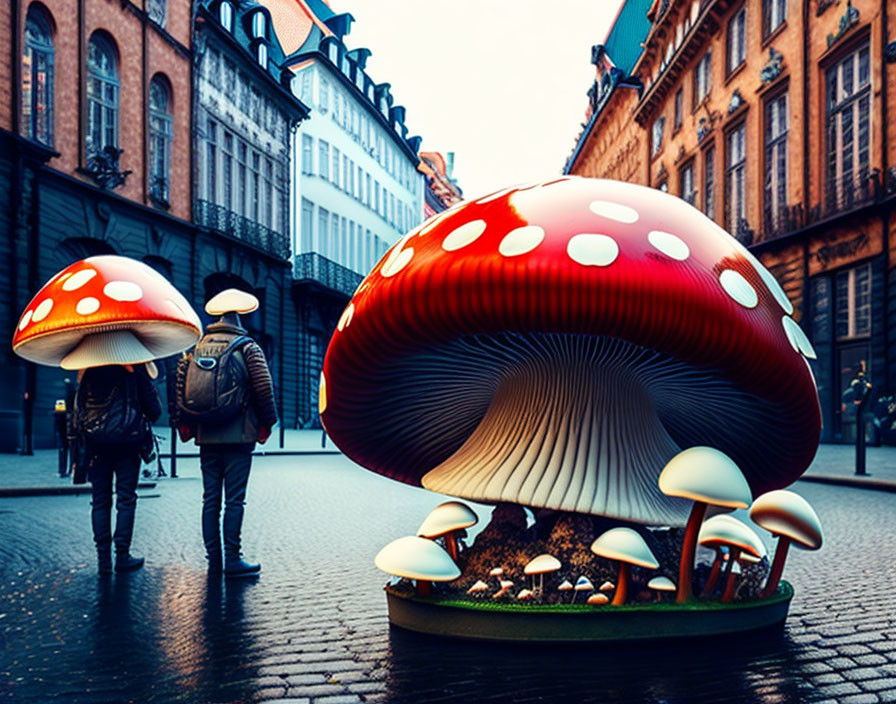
[62, 269, 97, 291]
[751, 257, 793, 314]
[648, 230, 690, 260]
[589, 200, 639, 224]
[32, 299, 53, 322]
[567, 234, 619, 267]
[499, 226, 545, 257]
[442, 220, 487, 252]
[76, 297, 100, 315]
[18, 309, 33, 331]
[104, 281, 143, 302]
[782, 316, 817, 359]
[381, 248, 413, 277]
[337, 303, 354, 332]
[719, 270, 758, 308]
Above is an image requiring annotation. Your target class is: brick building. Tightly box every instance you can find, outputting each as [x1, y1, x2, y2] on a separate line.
[567, 0, 896, 443]
[0, 0, 308, 451]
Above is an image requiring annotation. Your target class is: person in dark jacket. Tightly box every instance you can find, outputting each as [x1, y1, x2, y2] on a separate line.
[79, 362, 162, 574]
[175, 289, 278, 578]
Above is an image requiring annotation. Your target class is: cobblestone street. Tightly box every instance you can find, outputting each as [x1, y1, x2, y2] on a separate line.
[2, 453, 896, 703]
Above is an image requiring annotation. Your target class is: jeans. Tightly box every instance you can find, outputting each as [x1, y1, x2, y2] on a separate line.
[89, 447, 141, 555]
[200, 444, 254, 560]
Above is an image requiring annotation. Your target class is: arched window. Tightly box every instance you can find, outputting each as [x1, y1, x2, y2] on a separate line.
[22, 5, 54, 146]
[219, 1, 233, 31]
[251, 11, 266, 38]
[148, 75, 172, 205]
[256, 43, 268, 68]
[86, 33, 119, 158]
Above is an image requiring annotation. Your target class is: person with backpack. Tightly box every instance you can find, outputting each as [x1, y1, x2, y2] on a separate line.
[175, 288, 278, 578]
[76, 362, 162, 574]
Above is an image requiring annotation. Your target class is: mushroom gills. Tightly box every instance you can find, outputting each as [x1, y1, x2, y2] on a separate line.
[61, 329, 156, 370]
[422, 335, 693, 525]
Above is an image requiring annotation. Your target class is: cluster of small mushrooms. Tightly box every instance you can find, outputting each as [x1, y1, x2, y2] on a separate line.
[375, 446, 823, 607]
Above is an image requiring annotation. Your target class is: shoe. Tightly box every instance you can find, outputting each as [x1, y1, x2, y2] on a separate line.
[114, 554, 145, 572]
[98, 550, 112, 575]
[224, 556, 261, 578]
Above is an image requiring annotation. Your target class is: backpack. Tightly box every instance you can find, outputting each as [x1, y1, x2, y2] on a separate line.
[178, 333, 251, 423]
[75, 368, 145, 445]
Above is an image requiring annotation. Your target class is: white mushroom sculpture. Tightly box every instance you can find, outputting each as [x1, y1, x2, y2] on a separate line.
[750, 490, 823, 598]
[659, 447, 752, 602]
[696, 514, 766, 603]
[374, 536, 460, 597]
[13, 255, 202, 369]
[417, 501, 478, 560]
[590, 527, 660, 606]
[523, 554, 561, 594]
[572, 576, 594, 603]
[648, 576, 676, 602]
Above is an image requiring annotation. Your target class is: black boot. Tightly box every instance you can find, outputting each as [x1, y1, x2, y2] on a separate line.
[207, 550, 223, 575]
[224, 554, 261, 578]
[115, 553, 145, 572]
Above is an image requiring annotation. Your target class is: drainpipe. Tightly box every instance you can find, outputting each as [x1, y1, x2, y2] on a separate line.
[142, 0, 148, 203]
[881, 0, 891, 391]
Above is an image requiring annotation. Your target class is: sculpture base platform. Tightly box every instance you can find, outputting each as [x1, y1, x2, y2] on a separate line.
[385, 582, 794, 643]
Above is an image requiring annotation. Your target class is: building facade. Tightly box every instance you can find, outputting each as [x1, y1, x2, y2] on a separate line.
[263, 0, 426, 427]
[567, 0, 896, 444]
[0, 0, 308, 451]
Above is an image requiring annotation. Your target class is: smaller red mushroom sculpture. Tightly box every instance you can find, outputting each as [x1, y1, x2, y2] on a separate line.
[750, 490, 823, 598]
[13, 255, 201, 369]
[590, 528, 659, 606]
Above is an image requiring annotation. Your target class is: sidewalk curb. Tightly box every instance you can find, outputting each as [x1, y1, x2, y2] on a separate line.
[798, 474, 896, 493]
[158, 450, 341, 459]
[0, 481, 158, 498]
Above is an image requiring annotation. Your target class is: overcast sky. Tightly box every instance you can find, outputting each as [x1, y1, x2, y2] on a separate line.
[342, 0, 625, 199]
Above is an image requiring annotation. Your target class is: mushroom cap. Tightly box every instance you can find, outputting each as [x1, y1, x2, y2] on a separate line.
[749, 489, 823, 550]
[417, 501, 478, 539]
[523, 553, 562, 575]
[488, 567, 504, 577]
[374, 536, 460, 582]
[648, 576, 676, 592]
[659, 446, 753, 508]
[13, 255, 202, 369]
[697, 515, 767, 559]
[467, 580, 489, 594]
[205, 288, 260, 316]
[558, 580, 573, 591]
[590, 527, 660, 569]
[587, 593, 610, 605]
[499, 579, 514, 589]
[321, 178, 820, 524]
[599, 581, 615, 592]
[574, 576, 594, 591]
[517, 589, 534, 600]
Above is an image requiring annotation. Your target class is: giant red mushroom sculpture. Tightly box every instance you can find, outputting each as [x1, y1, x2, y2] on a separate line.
[13, 255, 201, 369]
[321, 177, 820, 536]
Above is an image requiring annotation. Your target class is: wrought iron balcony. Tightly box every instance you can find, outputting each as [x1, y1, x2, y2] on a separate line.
[823, 169, 880, 219]
[293, 252, 363, 298]
[195, 199, 290, 261]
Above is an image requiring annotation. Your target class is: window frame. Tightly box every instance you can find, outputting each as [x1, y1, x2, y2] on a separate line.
[763, 89, 789, 232]
[679, 159, 696, 206]
[725, 120, 748, 233]
[692, 51, 712, 108]
[762, 0, 786, 39]
[86, 33, 120, 159]
[835, 262, 872, 340]
[148, 75, 173, 206]
[726, 6, 747, 75]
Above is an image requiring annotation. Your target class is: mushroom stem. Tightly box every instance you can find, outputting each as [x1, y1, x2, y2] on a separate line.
[443, 533, 459, 561]
[721, 548, 742, 603]
[676, 501, 707, 603]
[761, 536, 791, 598]
[612, 563, 631, 606]
[416, 580, 432, 597]
[701, 549, 724, 598]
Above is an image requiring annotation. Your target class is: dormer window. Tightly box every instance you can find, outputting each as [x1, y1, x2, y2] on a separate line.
[355, 71, 364, 90]
[328, 42, 338, 64]
[252, 11, 266, 39]
[367, 84, 374, 101]
[379, 96, 387, 115]
[219, 1, 233, 31]
[257, 42, 267, 68]
[341, 56, 351, 76]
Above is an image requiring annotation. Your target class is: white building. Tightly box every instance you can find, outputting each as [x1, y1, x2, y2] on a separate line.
[261, 0, 426, 426]
[262, 0, 424, 278]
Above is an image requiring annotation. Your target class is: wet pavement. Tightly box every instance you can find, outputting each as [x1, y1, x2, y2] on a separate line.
[1, 453, 896, 703]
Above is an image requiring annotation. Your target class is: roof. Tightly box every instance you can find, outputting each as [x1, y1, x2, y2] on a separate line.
[603, 0, 653, 74]
[260, 0, 333, 56]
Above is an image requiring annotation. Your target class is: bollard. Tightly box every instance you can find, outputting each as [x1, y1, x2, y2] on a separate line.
[856, 385, 871, 476]
[54, 399, 68, 477]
